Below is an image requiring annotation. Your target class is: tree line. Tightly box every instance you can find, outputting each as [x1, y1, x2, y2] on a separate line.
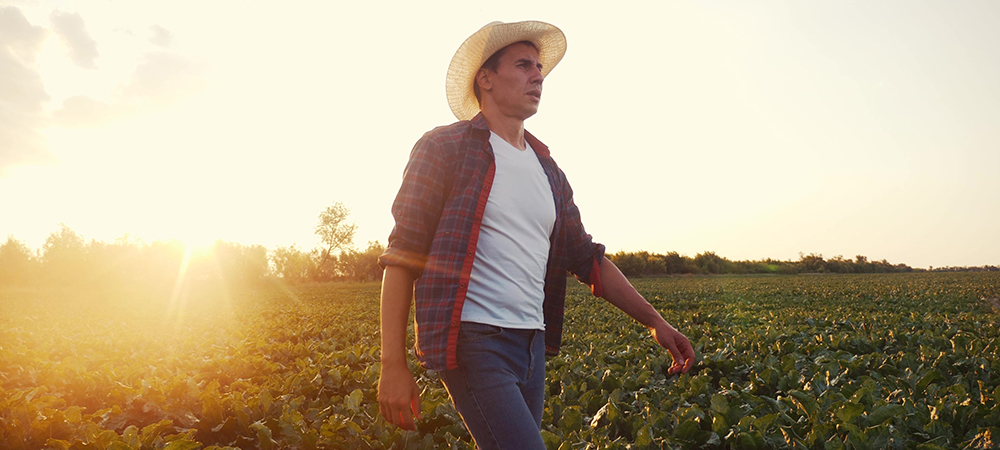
[3, 200, 993, 289]
[927, 265, 1000, 273]
[0, 202, 383, 289]
[607, 251, 920, 277]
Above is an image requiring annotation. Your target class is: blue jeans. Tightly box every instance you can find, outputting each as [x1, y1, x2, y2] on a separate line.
[439, 322, 547, 450]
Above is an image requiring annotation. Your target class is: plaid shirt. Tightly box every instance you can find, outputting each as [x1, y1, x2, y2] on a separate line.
[379, 113, 605, 371]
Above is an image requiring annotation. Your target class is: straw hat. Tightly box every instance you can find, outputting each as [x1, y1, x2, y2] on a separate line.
[446, 20, 567, 121]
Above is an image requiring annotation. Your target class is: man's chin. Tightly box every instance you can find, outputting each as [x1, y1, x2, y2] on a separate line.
[520, 105, 539, 120]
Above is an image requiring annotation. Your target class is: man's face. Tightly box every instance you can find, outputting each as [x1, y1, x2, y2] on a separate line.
[478, 42, 544, 120]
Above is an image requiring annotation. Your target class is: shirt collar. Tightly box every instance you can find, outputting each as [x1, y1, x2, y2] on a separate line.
[470, 112, 550, 158]
[470, 112, 490, 131]
[525, 130, 550, 158]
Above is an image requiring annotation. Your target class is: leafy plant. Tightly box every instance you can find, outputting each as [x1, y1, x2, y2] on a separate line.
[2, 272, 998, 449]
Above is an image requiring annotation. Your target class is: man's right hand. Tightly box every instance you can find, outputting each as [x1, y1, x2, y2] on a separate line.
[378, 265, 421, 430]
[377, 361, 422, 431]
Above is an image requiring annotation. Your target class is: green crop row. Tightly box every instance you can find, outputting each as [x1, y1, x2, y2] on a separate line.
[546, 273, 999, 449]
[1, 272, 997, 449]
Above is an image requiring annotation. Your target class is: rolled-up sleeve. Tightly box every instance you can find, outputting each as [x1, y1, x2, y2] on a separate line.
[379, 132, 451, 278]
[557, 175, 606, 297]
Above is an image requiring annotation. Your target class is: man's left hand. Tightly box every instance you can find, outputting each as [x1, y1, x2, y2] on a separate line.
[650, 320, 695, 375]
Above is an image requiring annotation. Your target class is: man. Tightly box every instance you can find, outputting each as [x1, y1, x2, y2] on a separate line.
[378, 21, 694, 449]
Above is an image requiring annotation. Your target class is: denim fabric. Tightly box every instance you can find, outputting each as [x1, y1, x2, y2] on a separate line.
[439, 322, 547, 450]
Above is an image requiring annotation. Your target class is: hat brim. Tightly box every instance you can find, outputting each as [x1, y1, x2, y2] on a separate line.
[446, 21, 567, 121]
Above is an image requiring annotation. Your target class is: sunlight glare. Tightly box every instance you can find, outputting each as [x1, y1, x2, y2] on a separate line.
[166, 243, 193, 326]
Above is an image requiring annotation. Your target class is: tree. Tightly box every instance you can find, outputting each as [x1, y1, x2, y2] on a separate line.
[0, 235, 39, 286]
[338, 241, 386, 282]
[799, 252, 826, 273]
[42, 224, 87, 285]
[141, 240, 186, 287]
[315, 202, 358, 278]
[694, 251, 728, 274]
[211, 241, 270, 285]
[609, 251, 646, 277]
[272, 244, 316, 284]
[661, 251, 688, 274]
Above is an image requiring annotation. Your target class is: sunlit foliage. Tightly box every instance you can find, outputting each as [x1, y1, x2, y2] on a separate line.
[0, 224, 382, 288]
[608, 251, 924, 277]
[1, 273, 998, 448]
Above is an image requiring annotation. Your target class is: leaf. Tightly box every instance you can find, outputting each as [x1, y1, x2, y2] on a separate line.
[710, 393, 730, 415]
[789, 391, 818, 420]
[539, 430, 561, 449]
[605, 401, 621, 424]
[866, 403, 904, 426]
[43, 439, 70, 450]
[635, 424, 653, 447]
[712, 412, 728, 435]
[834, 402, 864, 424]
[752, 413, 779, 431]
[250, 421, 275, 450]
[674, 419, 700, 441]
[681, 404, 705, 422]
[345, 421, 363, 435]
[915, 370, 945, 393]
[736, 431, 760, 450]
[161, 440, 204, 450]
[140, 420, 174, 447]
[601, 369, 622, 391]
[824, 435, 845, 450]
[345, 388, 363, 413]
[210, 418, 229, 433]
[65, 406, 82, 424]
[562, 406, 583, 432]
[121, 425, 140, 448]
[259, 388, 273, 414]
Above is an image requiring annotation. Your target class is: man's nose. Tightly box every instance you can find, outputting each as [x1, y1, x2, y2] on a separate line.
[530, 66, 543, 83]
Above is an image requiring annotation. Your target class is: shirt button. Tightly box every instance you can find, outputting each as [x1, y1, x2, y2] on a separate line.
[451, 320, 459, 326]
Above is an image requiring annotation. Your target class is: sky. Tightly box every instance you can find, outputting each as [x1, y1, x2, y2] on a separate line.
[1, 0, 997, 269]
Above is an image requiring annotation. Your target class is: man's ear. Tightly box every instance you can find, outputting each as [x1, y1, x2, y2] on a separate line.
[475, 68, 491, 92]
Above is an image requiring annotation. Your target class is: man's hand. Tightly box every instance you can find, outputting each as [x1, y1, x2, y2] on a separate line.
[597, 257, 695, 375]
[377, 362, 422, 430]
[650, 320, 695, 375]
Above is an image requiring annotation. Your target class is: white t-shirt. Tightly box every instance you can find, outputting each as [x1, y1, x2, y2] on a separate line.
[461, 132, 556, 330]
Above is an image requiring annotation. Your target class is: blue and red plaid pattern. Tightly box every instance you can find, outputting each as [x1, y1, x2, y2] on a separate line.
[379, 113, 605, 371]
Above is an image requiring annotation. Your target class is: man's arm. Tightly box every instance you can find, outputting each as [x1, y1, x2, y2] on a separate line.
[377, 265, 422, 430]
[598, 256, 695, 375]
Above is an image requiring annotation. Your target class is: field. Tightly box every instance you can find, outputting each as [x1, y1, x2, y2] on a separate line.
[1, 272, 998, 449]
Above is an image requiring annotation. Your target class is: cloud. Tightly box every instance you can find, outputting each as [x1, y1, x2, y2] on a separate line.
[120, 51, 206, 101]
[149, 24, 172, 47]
[50, 10, 99, 69]
[52, 51, 206, 127]
[0, 5, 46, 61]
[51, 95, 118, 128]
[2, 7, 206, 173]
[0, 6, 54, 174]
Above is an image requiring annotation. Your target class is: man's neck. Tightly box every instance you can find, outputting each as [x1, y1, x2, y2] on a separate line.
[481, 110, 526, 150]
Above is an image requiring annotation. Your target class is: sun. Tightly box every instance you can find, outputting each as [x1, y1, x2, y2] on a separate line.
[173, 233, 219, 253]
